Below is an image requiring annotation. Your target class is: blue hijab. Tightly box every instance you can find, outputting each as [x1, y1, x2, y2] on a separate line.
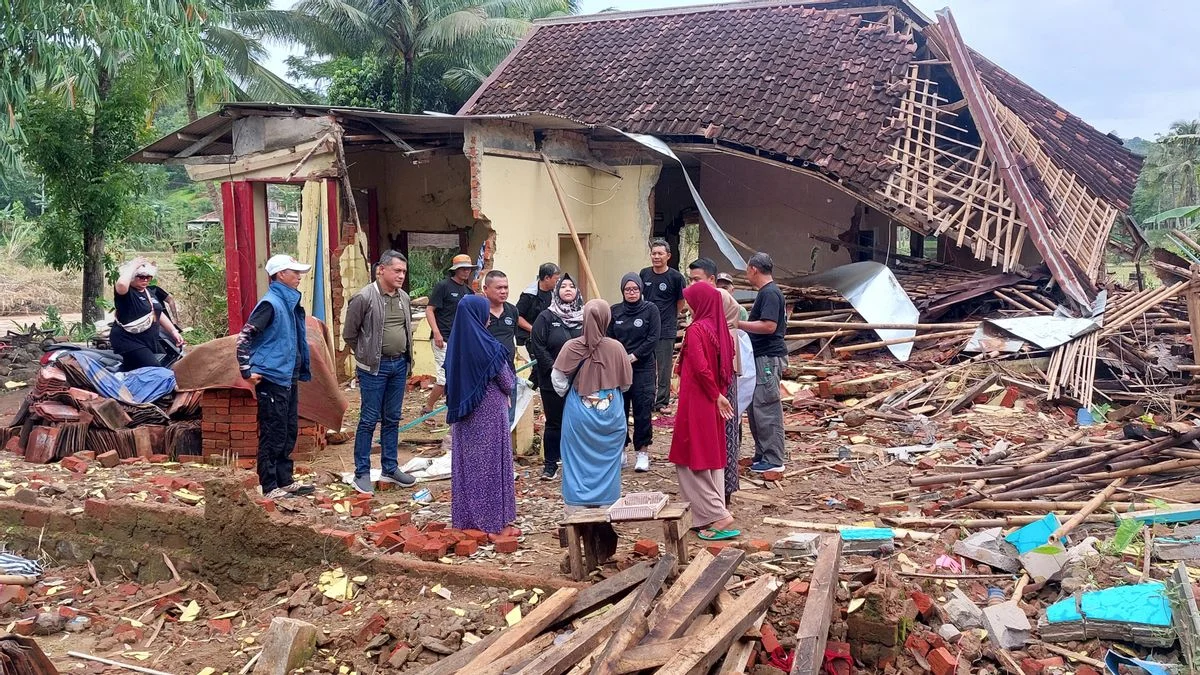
[444, 295, 511, 423]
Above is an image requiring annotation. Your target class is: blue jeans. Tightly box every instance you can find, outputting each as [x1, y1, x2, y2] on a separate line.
[354, 357, 408, 477]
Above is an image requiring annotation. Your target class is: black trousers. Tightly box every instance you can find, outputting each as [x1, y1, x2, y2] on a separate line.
[540, 385, 566, 469]
[119, 345, 160, 371]
[256, 379, 298, 493]
[624, 366, 655, 450]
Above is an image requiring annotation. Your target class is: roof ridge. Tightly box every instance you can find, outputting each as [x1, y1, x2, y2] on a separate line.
[532, 0, 830, 25]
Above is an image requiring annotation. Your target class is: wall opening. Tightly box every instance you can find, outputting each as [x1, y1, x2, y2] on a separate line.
[558, 234, 591, 295]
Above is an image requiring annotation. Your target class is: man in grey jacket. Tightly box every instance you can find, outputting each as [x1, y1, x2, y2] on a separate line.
[343, 250, 418, 494]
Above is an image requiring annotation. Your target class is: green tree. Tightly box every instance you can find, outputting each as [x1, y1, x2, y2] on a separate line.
[1131, 119, 1200, 228]
[20, 71, 155, 323]
[288, 0, 575, 114]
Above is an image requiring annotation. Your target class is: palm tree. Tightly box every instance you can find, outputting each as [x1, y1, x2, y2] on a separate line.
[288, 0, 575, 114]
[1138, 119, 1200, 228]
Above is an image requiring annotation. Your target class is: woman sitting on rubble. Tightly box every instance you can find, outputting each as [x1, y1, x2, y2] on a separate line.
[111, 256, 184, 372]
[445, 295, 516, 534]
[552, 299, 633, 563]
[671, 282, 740, 541]
[528, 274, 584, 481]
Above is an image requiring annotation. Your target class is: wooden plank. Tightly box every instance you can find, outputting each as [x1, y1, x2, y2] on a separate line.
[412, 629, 502, 675]
[790, 535, 843, 675]
[642, 547, 745, 642]
[558, 561, 654, 626]
[175, 122, 232, 158]
[590, 555, 676, 675]
[717, 612, 766, 675]
[475, 632, 555, 675]
[460, 587, 579, 671]
[643, 550, 714, 636]
[560, 502, 688, 526]
[514, 593, 635, 675]
[565, 525, 586, 581]
[656, 575, 782, 675]
[614, 637, 690, 674]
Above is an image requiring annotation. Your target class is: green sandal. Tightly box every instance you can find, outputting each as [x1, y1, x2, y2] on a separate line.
[697, 528, 741, 541]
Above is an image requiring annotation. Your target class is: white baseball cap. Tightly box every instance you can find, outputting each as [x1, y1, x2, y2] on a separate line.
[265, 254, 312, 276]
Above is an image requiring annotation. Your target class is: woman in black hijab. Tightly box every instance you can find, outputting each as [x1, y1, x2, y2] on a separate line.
[607, 272, 660, 472]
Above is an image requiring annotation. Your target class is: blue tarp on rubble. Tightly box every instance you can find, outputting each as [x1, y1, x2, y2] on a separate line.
[1045, 582, 1172, 627]
[66, 352, 175, 404]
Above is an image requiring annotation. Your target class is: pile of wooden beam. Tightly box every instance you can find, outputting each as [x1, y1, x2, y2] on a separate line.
[417, 537, 843, 675]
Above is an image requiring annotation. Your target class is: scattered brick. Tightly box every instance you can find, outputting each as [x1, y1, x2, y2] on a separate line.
[705, 542, 733, 556]
[320, 529, 358, 549]
[927, 647, 957, 675]
[845, 496, 865, 510]
[424, 522, 447, 533]
[60, 456, 89, 474]
[831, 463, 852, 476]
[256, 499, 277, 513]
[72, 451, 96, 461]
[366, 518, 407, 535]
[208, 618, 233, 634]
[148, 454, 170, 463]
[742, 539, 771, 554]
[83, 498, 110, 520]
[761, 470, 784, 481]
[417, 540, 449, 561]
[909, 590, 935, 620]
[463, 529, 488, 543]
[97, 451, 120, 468]
[875, 501, 908, 515]
[0, 585, 28, 606]
[454, 540, 479, 557]
[355, 612, 387, 646]
[403, 536, 429, 555]
[633, 540, 659, 557]
[788, 580, 809, 595]
[12, 619, 34, 636]
[760, 623, 781, 653]
[492, 536, 519, 554]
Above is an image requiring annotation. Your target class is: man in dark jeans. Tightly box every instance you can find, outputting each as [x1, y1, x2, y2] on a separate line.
[236, 254, 317, 500]
[515, 262, 559, 387]
[738, 252, 788, 473]
[343, 250, 419, 495]
[639, 239, 685, 410]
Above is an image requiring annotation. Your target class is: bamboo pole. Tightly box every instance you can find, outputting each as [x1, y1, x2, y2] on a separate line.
[1048, 477, 1127, 542]
[1080, 458, 1200, 481]
[540, 153, 602, 301]
[1014, 430, 1089, 465]
[833, 328, 976, 355]
[969, 499, 1150, 512]
[787, 320, 980, 330]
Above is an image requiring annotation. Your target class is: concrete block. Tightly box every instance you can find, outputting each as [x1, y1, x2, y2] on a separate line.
[1018, 547, 1067, 584]
[772, 532, 821, 556]
[254, 617, 318, 675]
[981, 601, 1030, 650]
[952, 527, 1021, 573]
[942, 588, 983, 630]
[936, 624, 961, 642]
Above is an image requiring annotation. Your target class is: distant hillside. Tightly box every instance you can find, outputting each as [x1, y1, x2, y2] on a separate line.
[1125, 136, 1151, 156]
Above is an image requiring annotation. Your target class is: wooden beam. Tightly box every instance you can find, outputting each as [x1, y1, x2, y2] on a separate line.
[460, 587, 579, 671]
[540, 152, 602, 301]
[176, 122, 232, 159]
[411, 629, 503, 675]
[557, 561, 654, 626]
[642, 547, 746, 642]
[656, 575, 781, 675]
[790, 535, 843, 675]
[511, 593, 634, 675]
[926, 10, 1095, 312]
[643, 549, 715, 637]
[590, 555, 676, 675]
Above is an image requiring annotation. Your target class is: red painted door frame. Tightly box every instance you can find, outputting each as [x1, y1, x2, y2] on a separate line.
[220, 181, 259, 333]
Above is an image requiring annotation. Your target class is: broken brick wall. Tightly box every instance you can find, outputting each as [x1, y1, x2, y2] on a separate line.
[200, 389, 326, 460]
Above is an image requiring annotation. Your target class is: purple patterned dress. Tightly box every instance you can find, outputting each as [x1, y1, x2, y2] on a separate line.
[450, 367, 516, 533]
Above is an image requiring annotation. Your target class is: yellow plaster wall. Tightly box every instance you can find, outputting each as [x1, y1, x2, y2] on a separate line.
[477, 155, 660, 304]
[346, 150, 474, 251]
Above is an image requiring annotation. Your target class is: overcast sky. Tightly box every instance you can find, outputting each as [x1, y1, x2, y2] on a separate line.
[265, 0, 1197, 140]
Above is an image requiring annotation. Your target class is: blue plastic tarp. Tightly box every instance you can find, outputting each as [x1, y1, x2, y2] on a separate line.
[1004, 513, 1066, 554]
[1045, 582, 1172, 627]
[66, 352, 176, 404]
[840, 528, 894, 541]
[1104, 649, 1174, 675]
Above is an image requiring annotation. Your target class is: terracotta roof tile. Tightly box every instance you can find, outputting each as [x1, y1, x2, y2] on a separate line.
[973, 53, 1142, 211]
[464, 6, 916, 192]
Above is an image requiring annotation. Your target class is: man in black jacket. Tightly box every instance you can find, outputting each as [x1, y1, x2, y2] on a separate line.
[609, 273, 660, 472]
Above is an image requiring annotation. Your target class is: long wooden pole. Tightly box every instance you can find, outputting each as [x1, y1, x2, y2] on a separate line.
[788, 320, 980, 331]
[833, 328, 976, 355]
[1048, 477, 1127, 542]
[541, 153, 603, 301]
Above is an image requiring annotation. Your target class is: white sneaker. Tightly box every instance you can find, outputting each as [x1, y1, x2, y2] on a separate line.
[263, 488, 289, 500]
[635, 452, 650, 473]
[622, 451, 630, 468]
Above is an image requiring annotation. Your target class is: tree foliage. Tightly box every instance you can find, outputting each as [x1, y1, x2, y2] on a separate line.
[19, 71, 153, 292]
[287, 0, 574, 113]
[1130, 118, 1200, 229]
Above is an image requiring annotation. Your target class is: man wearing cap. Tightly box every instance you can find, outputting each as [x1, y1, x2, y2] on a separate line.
[716, 272, 748, 320]
[236, 254, 316, 501]
[343, 250, 418, 495]
[423, 253, 477, 414]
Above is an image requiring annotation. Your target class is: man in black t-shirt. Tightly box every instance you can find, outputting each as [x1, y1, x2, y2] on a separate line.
[515, 263, 559, 389]
[639, 239, 686, 410]
[482, 270, 519, 362]
[149, 285, 180, 328]
[737, 252, 788, 472]
[423, 253, 476, 414]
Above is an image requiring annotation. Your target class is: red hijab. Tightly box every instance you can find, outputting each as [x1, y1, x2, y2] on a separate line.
[683, 282, 734, 391]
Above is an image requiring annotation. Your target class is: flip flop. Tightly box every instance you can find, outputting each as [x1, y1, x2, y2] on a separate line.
[697, 528, 740, 541]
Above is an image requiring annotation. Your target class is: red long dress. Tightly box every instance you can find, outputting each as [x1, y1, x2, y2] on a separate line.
[668, 324, 729, 470]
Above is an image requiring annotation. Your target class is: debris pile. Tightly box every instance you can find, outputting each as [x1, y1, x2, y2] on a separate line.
[1, 354, 203, 464]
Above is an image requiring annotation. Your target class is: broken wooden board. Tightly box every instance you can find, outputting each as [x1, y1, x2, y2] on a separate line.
[460, 587, 579, 670]
[642, 547, 745, 642]
[512, 593, 635, 675]
[656, 575, 782, 675]
[590, 554, 675, 675]
[556, 560, 653, 626]
[1172, 563, 1200, 672]
[791, 534, 843, 675]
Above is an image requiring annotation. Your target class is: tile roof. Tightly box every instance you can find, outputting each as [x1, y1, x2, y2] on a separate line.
[463, 4, 917, 192]
[973, 53, 1143, 211]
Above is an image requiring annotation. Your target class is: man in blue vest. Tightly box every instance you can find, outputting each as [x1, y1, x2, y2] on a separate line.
[236, 254, 316, 500]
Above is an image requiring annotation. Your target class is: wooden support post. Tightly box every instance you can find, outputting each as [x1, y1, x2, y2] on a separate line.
[791, 535, 843, 675]
[541, 153, 602, 301]
[1188, 265, 1200, 375]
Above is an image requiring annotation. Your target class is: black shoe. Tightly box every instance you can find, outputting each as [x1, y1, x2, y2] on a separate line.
[540, 466, 559, 481]
[380, 470, 416, 487]
[281, 483, 315, 496]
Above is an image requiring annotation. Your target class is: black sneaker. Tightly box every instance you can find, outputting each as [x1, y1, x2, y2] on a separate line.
[540, 466, 559, 481]
[281, 483, 315, 496]
[379, 470, 416, 487]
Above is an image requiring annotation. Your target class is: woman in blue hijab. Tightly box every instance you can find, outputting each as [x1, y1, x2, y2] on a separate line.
[445, 295, 516, 533]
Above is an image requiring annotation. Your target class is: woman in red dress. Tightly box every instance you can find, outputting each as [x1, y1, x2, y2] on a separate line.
[669, 282, 739, 540]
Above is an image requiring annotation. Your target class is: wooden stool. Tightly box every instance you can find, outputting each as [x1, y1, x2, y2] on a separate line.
[558, 502, 691, 581]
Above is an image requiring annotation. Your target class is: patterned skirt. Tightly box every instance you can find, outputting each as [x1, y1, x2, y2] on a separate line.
[724, 380, 742, 498]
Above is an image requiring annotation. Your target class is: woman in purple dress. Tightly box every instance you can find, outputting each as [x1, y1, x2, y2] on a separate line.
[445, 295, 516, 533]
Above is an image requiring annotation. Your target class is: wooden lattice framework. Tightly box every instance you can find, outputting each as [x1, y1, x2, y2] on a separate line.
[881, 64, 1120, 282]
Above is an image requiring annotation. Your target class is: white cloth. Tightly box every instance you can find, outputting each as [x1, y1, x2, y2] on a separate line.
[735, 330, 755, 416]
[432, 340, 447, 386]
